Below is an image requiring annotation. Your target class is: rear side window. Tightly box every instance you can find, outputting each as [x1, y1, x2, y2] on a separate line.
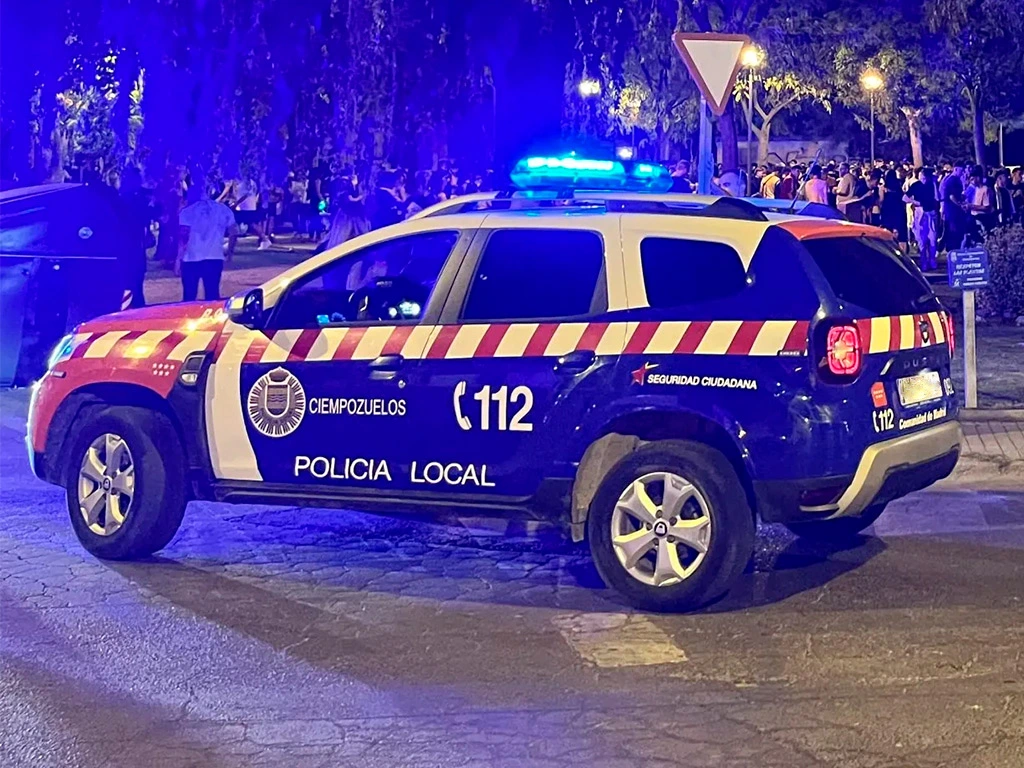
[462, 229, 605, 321]
[803, 237, 934, 316]
[640, 237, 747, 308]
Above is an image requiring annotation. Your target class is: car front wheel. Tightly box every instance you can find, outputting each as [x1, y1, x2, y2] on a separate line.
[587, 440, 755, 612]
[64, 406, 187, 560]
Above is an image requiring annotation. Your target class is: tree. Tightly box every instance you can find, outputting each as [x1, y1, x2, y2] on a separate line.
[735, 70, 831, 163]
[830, 1, 956, 166]
[680, 0, 801, 168]
[927, 0, 1024, 165]
[565, 0, 698, 161]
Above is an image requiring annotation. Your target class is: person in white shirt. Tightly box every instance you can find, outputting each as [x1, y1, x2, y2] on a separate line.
[234, 177, 272, 250]
[177, 186, 239, 301]
[966, 165, 994, 230]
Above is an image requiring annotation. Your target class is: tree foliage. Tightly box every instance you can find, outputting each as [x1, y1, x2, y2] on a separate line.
[565, 0, 698, 160]
[829, 0, 957, 166]
[0, 0, 561, 187]
[1, 0, 1022, 189]
[926, 0, 1024, 163]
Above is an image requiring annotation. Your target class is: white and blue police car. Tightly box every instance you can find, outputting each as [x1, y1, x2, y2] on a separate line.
[29, 154, 962, 611]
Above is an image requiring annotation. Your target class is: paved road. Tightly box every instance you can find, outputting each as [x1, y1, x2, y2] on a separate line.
[2, 388, 1022, 768]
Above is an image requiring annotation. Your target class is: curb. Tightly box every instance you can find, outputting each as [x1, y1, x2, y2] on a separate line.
[958, 408, 1024, 423]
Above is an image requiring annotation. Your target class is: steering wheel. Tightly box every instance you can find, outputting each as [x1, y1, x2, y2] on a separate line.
[347, 276, 428, 322]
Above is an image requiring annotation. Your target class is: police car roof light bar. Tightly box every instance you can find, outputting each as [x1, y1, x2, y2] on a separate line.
[510, 153, 674, 193]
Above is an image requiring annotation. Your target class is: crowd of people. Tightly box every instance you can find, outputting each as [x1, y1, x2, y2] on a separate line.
[116, 155, 1023, 306]
[212, 163, 497, 252]
[692, 159, 1022, 271]
[173, 163, 499, 300]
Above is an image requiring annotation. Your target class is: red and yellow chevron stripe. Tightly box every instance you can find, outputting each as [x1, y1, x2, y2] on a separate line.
[61, 312, 950, 369]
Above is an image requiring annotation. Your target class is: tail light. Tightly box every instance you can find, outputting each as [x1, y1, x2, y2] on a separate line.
[826, 324, 862, 376]
[943, 312, 955, 354]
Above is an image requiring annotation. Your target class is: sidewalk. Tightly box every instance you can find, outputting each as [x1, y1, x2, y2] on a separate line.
[961, 420, 1024, 462]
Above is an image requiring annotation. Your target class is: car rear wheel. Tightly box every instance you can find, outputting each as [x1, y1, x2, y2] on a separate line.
[64, 406, 186, 560]
[587, 440, 754, 612]
[784, 503, 887, 540]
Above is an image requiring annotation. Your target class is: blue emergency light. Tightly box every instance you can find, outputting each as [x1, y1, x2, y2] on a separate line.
[510, 152, 673, 193]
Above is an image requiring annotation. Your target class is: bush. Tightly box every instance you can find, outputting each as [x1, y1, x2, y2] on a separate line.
[977, 224, 1024, 321]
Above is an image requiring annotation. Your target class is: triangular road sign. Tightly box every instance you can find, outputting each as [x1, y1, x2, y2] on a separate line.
[672, 33, 750, 115]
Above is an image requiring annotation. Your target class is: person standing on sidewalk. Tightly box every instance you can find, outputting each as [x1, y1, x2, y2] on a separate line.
[177, 186, 238, 302]
[234, 176, 271, 250]
[880, 170, 909, 254]
[118, 165, 154, 308]
[993, 169, 1016, 227]
[904, 167, 939, 271]
[966, 165, 995, 233]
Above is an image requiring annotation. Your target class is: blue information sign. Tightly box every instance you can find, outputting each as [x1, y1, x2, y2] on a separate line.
[947, 247, 990, 289]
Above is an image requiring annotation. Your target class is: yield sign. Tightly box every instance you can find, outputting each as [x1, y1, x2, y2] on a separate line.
[672, 33, 751, 115]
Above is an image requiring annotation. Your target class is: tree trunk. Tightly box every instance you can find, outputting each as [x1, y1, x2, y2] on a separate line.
[969, 88, 985, 166]
[758, 124, 771, 165]
[656, 121, 672, 162]
[718, 101, 739, 170]
[902, 107, 924, 168]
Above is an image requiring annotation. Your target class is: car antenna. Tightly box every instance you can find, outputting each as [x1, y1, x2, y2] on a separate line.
[789, 148, 824, 214]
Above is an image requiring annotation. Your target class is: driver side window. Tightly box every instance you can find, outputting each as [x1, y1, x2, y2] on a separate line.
[271, 230, 460, 329]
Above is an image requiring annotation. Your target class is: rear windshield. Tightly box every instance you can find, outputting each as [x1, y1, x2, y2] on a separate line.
[802, 237, 937, 316]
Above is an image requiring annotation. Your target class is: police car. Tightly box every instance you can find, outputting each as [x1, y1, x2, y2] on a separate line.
[28, 155, 962, 611]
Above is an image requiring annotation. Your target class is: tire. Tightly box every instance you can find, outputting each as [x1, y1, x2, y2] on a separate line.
[64, 406, 187, 560]
[784, 504, 887, 540]
[587, 440, 755, 612]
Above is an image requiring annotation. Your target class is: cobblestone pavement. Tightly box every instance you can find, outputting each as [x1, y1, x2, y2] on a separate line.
[962, 419, 1024, 462]
[2, 389, 1023, 768]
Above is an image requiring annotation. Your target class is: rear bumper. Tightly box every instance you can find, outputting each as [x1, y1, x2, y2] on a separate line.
[827, 421, 962, 518]
[755, 421, 962, 523]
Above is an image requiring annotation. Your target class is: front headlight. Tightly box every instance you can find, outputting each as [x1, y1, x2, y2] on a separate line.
[47, 335, 75, 369]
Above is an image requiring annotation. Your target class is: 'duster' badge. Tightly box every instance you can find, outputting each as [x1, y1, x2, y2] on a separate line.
[247, 367, 306, 438]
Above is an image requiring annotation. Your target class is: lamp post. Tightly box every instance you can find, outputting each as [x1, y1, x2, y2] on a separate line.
[740, 45, 763, 196]
[578, 78, 601, 137]
[861, 69, 884, 166]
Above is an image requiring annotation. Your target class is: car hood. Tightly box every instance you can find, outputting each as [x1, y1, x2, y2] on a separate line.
[77, 300, 228, 334]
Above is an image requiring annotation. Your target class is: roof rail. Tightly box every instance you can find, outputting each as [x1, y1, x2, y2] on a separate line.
[421, 190, 769, 222]
[604, 197, 768, 222]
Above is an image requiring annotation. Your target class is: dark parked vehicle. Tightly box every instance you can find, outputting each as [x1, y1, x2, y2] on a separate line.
[0, 183, 129, 386]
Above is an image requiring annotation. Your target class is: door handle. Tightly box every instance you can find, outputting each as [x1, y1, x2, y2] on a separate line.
[554, 350, 595, 375]
[369, 354, 404, 381]
[370, 354, 404, 371]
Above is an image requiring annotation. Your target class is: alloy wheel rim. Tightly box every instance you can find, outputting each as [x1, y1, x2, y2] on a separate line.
[610, 471, 712, 587]
[77, 433, 135, 536]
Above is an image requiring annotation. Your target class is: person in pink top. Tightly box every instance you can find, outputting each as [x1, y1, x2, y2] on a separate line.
[804, 165, 828, 204]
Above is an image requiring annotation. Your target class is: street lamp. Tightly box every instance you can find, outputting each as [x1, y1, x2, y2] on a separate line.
[861, 69, 884, 166]
[578, 78, 601, 98]
[740, 45, 764, 196]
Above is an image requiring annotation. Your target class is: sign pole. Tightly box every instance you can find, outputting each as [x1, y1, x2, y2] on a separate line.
[947, 246, 989, 411]
[672, 33, 750, 195]
[963, 290, 978, 409]
[698, 97, 713, 195]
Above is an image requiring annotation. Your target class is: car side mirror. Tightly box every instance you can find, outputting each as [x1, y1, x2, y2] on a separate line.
[227, 288, 265, 329]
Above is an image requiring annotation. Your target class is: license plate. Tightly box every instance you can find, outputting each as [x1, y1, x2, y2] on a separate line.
[897, 370, 943, 407]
